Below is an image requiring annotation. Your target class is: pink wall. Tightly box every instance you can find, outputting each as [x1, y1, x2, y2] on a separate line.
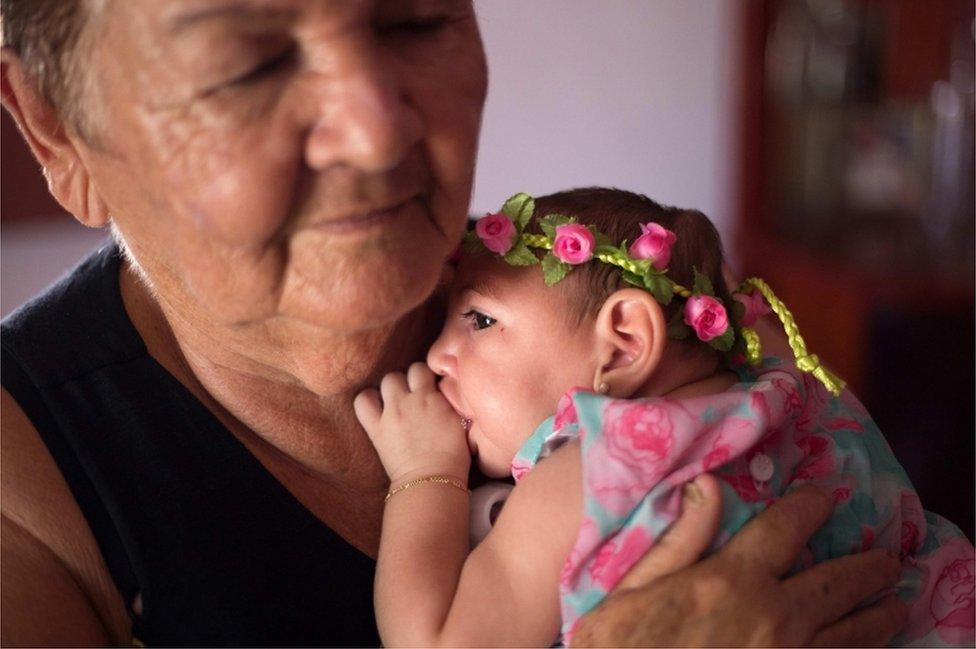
[472, 0, 740, 242]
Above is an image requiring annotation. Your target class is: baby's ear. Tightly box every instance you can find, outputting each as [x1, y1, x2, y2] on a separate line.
[592, 288, 666, 397]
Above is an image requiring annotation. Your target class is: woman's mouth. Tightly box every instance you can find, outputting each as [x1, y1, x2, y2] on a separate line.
[306, 197, 419, 234]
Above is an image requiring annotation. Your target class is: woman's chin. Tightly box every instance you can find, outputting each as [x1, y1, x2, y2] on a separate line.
[279, 247, 445, 332]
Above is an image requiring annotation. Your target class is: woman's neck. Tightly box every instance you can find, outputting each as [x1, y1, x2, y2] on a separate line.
[118, 259, 439, 485]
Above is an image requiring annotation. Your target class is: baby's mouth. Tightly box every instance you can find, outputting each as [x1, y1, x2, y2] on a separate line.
[436, 382, 469, 420]
[434, 381, 478, 453]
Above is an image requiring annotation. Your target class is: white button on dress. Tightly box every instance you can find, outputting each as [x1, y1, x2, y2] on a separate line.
[749, 452, 775, 483]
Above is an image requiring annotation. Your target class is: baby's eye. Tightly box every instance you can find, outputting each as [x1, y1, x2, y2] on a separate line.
[460, 309, 497, 331]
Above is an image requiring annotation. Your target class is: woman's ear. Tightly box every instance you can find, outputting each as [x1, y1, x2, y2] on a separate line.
[592, 288, 667, 396]
[1, 48, 110, 228]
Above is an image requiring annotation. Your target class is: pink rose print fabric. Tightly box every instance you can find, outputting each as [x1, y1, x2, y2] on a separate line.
[511, 357, 974, 646]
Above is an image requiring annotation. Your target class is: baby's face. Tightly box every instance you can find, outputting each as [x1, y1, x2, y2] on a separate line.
[427, 256, 599, 477]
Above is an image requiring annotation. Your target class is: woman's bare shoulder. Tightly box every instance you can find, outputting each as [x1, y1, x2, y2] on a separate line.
[1, 388, 131, 645]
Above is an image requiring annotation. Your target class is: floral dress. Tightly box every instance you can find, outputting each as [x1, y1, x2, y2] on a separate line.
[511, 357, 975, 647]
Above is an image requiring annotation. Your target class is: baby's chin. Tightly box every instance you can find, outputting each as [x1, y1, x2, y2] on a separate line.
[477, 454, 514, 480]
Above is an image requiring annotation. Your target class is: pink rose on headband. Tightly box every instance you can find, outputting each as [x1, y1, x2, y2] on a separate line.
[553, 224, 595, 265]
[475, 213, 517, 254]
[628, 223, 677, 270]
[684, 295, 729, 342]
[734, 290, 771, 326]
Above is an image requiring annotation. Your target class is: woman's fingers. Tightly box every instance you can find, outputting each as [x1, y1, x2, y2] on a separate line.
[353, 389, 382, 433]
[787, 548, 902, 635]
[719, 484, 833, 576]
[613, 474, 723, 592]
[809, 594, 908, 647]
[406, 362, 436, 392]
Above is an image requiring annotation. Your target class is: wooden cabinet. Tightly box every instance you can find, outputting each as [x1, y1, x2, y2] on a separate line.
[735, 0, 974, 537]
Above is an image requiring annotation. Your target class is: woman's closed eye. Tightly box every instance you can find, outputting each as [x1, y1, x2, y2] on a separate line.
[460, 309, 497, 331]
[228, 46, 296, 86]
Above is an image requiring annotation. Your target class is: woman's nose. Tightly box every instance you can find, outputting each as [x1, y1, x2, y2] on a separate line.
[303, 44, 423, 174]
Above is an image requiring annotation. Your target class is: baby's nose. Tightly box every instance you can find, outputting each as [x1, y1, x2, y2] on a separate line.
[426, 332, 455, 378]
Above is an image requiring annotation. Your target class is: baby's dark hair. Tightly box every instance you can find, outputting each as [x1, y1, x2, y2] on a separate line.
[528, 187, 732, 339]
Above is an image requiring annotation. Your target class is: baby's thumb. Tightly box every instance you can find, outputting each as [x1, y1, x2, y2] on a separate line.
[353, 388, 383, 436]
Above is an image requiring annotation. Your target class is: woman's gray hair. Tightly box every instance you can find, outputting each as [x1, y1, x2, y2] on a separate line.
[1, 0, 94, 136]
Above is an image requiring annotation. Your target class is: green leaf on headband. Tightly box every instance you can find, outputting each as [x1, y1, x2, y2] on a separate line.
[591, 228, 615, 249]
[594, 244, 621, 258]
[644, 273, 674, 305]
[462, 230, 485, 254]
[708, 326, 735, 352]
[538, 217, 558, 240]
[502, 193, 535, 231]
[632, 258, 652, 275]
[539, 213, 573, 238]
[692, 266, 715, 296]
[621, 270, 644, 288]
[541, 253, 570, 285]
[666, 311, 690, 340]
[503, 239, 539, 266]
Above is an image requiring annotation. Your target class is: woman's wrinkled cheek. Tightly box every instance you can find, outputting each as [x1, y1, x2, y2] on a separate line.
[146, 98, 302, 247]
[416, 25, 488, 247]
[111, 98, 303, 322]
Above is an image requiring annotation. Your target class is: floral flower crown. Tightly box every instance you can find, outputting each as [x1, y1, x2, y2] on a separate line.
[463, 192, 846, 396]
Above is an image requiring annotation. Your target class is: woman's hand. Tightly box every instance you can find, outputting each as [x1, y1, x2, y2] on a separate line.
[354, 362, 471, 485]
[572, 482, 908, 647]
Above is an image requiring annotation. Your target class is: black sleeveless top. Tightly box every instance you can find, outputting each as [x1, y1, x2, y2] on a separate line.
[1, 244, 380, 647]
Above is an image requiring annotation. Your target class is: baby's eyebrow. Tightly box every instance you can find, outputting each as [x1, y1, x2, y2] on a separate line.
[456, 278, 500, 300]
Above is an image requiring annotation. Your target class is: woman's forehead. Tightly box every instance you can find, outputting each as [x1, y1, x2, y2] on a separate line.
[153, 0, 473, 28]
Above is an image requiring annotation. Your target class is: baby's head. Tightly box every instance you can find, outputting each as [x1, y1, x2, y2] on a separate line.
[428, 187, 732, 477]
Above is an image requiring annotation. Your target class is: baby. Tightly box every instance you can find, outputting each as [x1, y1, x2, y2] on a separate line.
[354, 188, 974, 647]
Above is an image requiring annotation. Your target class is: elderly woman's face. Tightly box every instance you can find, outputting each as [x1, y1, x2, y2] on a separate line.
[82, 0, 487, 332]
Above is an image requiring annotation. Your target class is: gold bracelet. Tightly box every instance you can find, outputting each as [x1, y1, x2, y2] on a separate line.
[384, 475, 470, 503]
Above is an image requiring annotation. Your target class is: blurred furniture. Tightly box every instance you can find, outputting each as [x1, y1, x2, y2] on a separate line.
[737, 0, 974, 538]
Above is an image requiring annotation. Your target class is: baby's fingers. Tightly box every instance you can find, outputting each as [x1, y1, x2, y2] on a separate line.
[353, 388, 382, 434]
[379, 372, 408, 404]
[406, 362, 436, 392]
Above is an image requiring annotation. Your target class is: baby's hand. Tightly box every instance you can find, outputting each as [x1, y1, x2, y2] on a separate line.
[354, 362, 471, 485]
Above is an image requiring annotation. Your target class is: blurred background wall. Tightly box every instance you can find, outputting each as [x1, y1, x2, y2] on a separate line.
[472, 0, 739, 241]
[2, 0, 973, 536]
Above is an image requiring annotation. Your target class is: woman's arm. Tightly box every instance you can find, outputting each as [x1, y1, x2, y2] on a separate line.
[1, 389, 130, 645]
